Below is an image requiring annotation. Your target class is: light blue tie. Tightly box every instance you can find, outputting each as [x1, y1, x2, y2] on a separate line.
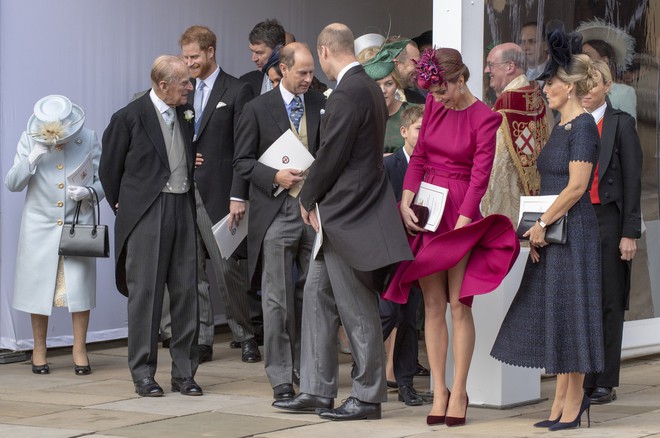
[194, 81, 206, 135]
[163, 108, 175, 135]
[289, 96, 303, 132]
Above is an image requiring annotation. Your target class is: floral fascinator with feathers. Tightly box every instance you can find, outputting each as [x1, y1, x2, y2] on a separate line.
[536, 20, 583, 81]
[415, 48, 445, 90]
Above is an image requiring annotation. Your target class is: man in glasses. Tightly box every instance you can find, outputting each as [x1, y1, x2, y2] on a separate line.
[481, 43, 552, 224]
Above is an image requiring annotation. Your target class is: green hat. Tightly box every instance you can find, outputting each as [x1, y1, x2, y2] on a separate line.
[363, 39, 410, 80]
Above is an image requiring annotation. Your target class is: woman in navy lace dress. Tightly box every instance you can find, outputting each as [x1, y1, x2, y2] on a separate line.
[491, 30, 604, 431]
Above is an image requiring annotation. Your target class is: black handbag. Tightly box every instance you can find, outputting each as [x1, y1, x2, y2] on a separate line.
[516, 211, 567, 245]
[58, 187, 110, 258]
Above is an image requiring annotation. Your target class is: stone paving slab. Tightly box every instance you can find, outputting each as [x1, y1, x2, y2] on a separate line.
[104, 412, 315, 438]
[0, 424, 91, 438]
[255, 414, 434, 438]
[0, 399, 72, 418]
[91, 393, 262, 417]
[7, 407, 167, 432]
[0, 333, 658, 438]
[37, 378, 139, 398]
[0, 373, 83, 394]
[0, 388, 127, 406]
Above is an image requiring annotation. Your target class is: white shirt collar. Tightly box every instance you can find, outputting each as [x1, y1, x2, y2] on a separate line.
[197, 66, 220, 90]
[149, 89, 171, 114]
[402, 147, 411, 163]
[588, 102, 607, 123]
[279, 82, 304, 106]
[336, 61, 360, 86]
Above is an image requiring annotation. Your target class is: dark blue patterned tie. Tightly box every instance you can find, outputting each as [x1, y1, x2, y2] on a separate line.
[289, 95, 303, 132]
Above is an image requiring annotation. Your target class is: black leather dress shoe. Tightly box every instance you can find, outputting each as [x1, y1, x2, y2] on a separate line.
[229, 340, 241, 349]
[171, 377, 203, 396]
[273, 383, 295, 400]
[273, 393, 334, 412]
[318, 397, 381, 421]
[134, 377, 164, 397]
[415, 362, 430, 377]
[398, 384, 424, 406]
[589, 386, 616, 404]
[197, 345, 213, 364]
[241, 338, 262, 363]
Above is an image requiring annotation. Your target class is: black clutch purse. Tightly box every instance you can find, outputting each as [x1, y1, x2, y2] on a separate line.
[410, 204, 430, 228]
[516, 212, 567, 245]
[59, 187, 110, 258]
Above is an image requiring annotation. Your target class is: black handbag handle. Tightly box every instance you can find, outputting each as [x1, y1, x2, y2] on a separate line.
[69, 187, 101, 237]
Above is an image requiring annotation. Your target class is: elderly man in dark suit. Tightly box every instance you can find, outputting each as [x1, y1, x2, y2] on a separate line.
[100, 55, 202, 397]
[179, 25, 261, 364]
[234, 42, 325, 402]
[273, 23, 413, 421]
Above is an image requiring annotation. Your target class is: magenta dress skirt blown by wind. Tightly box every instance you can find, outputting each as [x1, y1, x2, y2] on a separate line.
[382, 164, 520, 307]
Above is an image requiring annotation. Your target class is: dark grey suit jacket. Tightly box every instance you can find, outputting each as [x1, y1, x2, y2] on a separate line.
[299, 65, 412, 271]
[191, 70, 253, 224]
[239, 70, 265, 99]
[100, 92, 196, 295]
[233, 86, 326, 283]
[597, 104, 642, 238]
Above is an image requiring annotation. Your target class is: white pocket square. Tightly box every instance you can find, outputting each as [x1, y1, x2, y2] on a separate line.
[216, 101, 227, 109]
[320, 109, 326, 115]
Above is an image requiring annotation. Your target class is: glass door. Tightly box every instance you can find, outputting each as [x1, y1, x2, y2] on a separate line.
[481, 0, 660, 353]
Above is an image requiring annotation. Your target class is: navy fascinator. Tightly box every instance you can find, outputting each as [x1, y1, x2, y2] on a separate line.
[536, 20, 583, 81]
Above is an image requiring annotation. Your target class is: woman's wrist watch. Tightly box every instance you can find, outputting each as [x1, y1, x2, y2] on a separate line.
[537, 218, 547, 230]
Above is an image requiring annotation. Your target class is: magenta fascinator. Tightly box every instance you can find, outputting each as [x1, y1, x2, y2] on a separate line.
[415, 48, 445, 90]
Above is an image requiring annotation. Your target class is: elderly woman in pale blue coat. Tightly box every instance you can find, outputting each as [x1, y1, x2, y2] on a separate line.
[5, 95, 104, 375]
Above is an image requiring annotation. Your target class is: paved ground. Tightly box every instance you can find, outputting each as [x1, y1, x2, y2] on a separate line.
[1, 331, 660, 437]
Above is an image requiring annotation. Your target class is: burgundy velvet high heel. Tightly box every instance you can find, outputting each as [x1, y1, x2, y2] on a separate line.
[445, 394, 469, 427]
[426, 389, 450, 425]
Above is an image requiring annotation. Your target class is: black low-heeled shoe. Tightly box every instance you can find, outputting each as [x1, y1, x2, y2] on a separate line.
[74, 363, 92, 375]
[32, 362, 50, 374]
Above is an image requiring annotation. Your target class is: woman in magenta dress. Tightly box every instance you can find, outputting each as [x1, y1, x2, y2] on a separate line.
[383, 48, 519, 426]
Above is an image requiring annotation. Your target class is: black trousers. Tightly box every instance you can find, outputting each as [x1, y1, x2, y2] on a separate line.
[584, 202, 629, 389]
[380, 286, 422, 387]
